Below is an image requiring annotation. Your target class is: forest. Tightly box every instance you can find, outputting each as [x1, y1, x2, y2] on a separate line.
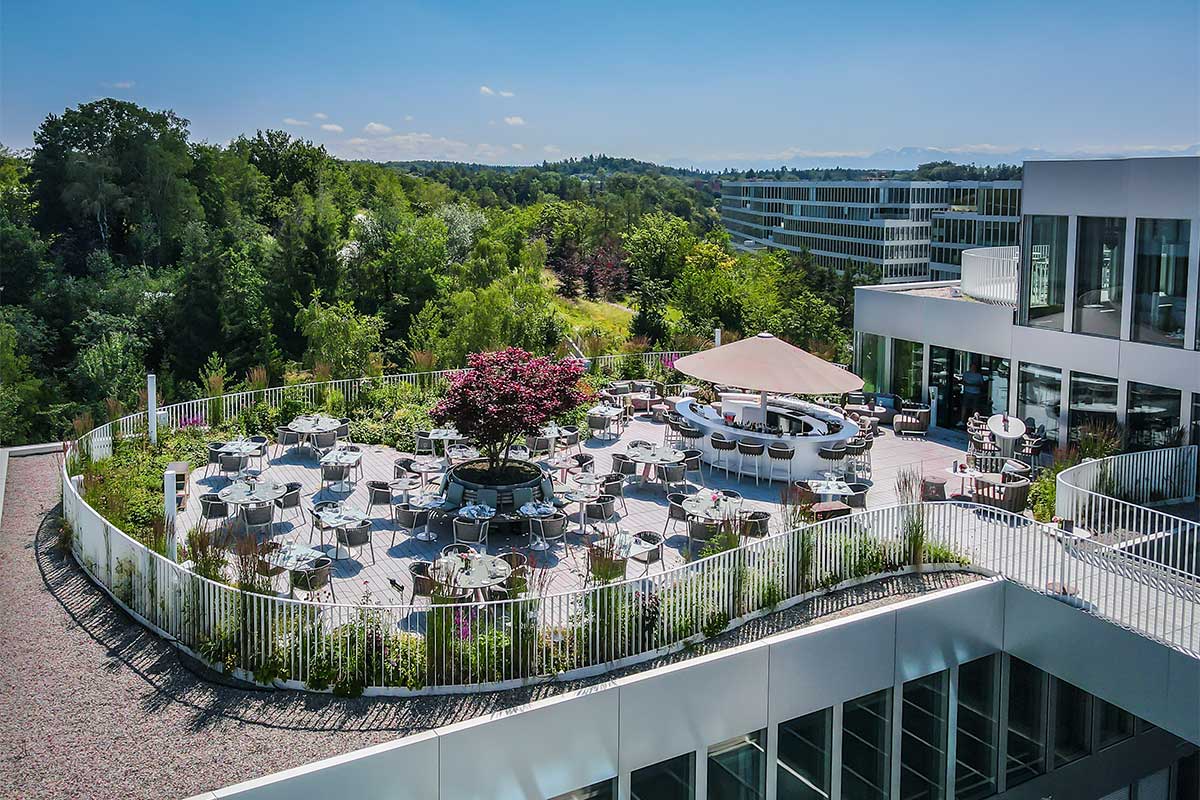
[0, 98, 862, 446]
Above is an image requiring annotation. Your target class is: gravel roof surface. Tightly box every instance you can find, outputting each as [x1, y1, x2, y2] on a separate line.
[0, 453, 979, 800]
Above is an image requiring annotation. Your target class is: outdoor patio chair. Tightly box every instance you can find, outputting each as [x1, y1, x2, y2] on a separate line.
[275, 426, 300, 458]
[718, 488, 742, 501]
[845, 482, 870, 509]
[392, 503, 429, 546]
[974, 476, 1031, 513]
[736, 439, 766, 485]
[499, 551, 527, 571]
[274, 481, 303, 524]
[321, 463, 351, 494]
[414, 430, 436, 457]
[663, 492, 689, 536]
[198, 493, 230, 533]
[893, 406, 931, 436]
[511, 486, 535, 510]
[843, 438, 868, 480]
[766, 443, 795, 486]
[817, 445, 846, 478]
[311, 429, 338, 456]
[791, 481, 818, 507]
[920, 476, 948, 502]
[533, 512, 568, 547]
[687, 516, 721, 554]
[410, 561, 435, 601]
[740, 510, 771, 539]
[585, 495, 619, 537]
[600, 473, 628, 514]
[255, 542, 286, 591]
[587, 543, 628, 584]
[709, 432, 737, 478]
[631, 530, 664, 572]
[453, 517, 489, 548]
[341, 444, 365, 480]
[586, 413, 614, 441]
[336, 417, 351, 442]
[558, 425, 582, 455]
[248, 435, 269, 468]
[218, 453, 248, 484]
[205, 442, 225, 477]
[336, 520, 374, 564]
[664, 416, 683, 446]
[289, 557, 334, 600]
[240, 500, 276, 539]
[628, 439, 654, 450]
[570, 453, 595, 474]
[655, 462, 687, 495]
[681, 449, 704, 486]
[611, 452, 638, 483]
[365, 480, 394, 518]
[309, 500, 340, 546]
[441, 542, 477, 558]
[677, 424, 704, 450]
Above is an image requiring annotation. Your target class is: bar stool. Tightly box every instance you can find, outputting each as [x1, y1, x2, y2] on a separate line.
[766, 442, 795, 486]
[818, 445, 847, 479]
[843, 438, 867, 480]
[710, 432, 737, 478]
[736, 439, 766, 485]
[678, 424, 704, 452]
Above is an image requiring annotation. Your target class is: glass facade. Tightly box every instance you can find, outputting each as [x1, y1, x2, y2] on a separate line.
[1127, 382, 1183, 450]
[955, 656, 1000, 800]
[1006, 658, 1048, 787]
[1074, 217, 1126, 338]
[777, 708, 832, 800]
[929, 347, 1009, 428]
[900, 672, 949, 800]
[1097, 699, 1135, 749]
[842, 690, 892, 800]
[891, 339, 924, 403]
[1068, 371, 1119, 442]
[1132, 219, 1190, 346]
[632, 752, 695, 800]
[1016, 362, 1061, 442]
[550, 779, 616, 799]
[1021, 215, 1069, 330]
[858, 333, 886, 394]
[1052, 679, 1093, 767]
[708, 731, 766, 800]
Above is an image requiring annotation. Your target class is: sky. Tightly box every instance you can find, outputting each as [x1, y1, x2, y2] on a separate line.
[2, 0, 1198, 169]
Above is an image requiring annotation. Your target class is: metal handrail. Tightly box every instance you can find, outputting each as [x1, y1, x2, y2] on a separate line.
[960, 245, 1019, 307]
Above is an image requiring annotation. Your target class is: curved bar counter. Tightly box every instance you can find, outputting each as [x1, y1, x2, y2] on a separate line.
[675, 393, 860, 479]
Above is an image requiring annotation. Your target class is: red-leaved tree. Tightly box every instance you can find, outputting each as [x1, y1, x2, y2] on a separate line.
[432, 348, 590, 474]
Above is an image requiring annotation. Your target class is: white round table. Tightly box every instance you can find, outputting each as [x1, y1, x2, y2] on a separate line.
[986, 414, 1026, 457]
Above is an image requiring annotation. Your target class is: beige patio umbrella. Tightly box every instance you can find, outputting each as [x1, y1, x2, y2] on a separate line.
[673, 332, 863, 416]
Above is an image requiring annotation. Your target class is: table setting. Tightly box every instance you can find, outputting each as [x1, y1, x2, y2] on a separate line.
[681, 491, 743, 520]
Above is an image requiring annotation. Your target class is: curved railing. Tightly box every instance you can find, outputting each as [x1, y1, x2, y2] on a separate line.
[59, 363, 1200, 695]
[960, 245, 1019, 307]
[1056, 445, 1199, 582]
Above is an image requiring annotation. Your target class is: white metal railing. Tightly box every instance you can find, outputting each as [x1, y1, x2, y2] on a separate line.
[960, 245, 1019, 307]
[1057, 445, 1199, 583]
[58, 365, 1200, 695]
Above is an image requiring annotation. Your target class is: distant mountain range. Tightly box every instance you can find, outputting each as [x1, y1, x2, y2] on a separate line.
[664, 143, 1200, 172]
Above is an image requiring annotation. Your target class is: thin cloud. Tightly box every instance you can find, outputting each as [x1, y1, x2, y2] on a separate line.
[347, 137, 368, 145]
[543, 144, 561, 155]
[101, 80, 136, 90]
[511, 143, 525, 151]
[320, 123, 344, 133]
[503, 116, 525, 126]
[404, 115, 414, 121]
[313, 112, 328, 120]
[499, 90, 515, 97]
[364, 122, 392, 135]
[479, 85, 495, 96]
[283, 117, 311, 126]
[344, 132, 476, 160]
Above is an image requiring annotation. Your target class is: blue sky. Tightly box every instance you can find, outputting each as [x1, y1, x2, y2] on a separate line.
[3, 0, 1198, 167]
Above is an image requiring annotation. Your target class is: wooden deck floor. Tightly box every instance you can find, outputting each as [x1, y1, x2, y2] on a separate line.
[178, 416, 971, 605]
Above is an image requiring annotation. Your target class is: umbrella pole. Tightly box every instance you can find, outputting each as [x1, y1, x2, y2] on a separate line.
[760, 390, 768, 424]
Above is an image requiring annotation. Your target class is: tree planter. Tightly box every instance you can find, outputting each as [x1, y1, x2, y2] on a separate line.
[446, 458, 547, 511]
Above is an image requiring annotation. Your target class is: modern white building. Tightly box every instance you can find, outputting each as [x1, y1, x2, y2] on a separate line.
[852, 156, 1200, 448]
[721, 179, 1021, 283]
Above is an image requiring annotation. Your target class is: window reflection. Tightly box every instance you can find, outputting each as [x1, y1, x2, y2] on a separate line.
[1074, 217, 1126, 338]
[1126, 382, 1182, 450]
[1021, 216, 1068, 330]
[857, 333, 887, 394]
[900, 672, 949, 800]
[1068, 371, 1118, 442]
[1132, 219, 1190, 346]
[891, 339, 924, 403]
[708, 730, 766, 800]
[1006, 658, 1047, 787]
[955, 656, 1000, 800]
[1052, 679, 1093, 767]
[842, 690, 892, 800]
[632, 752, 694, 800]
[1017, 363, 1060, 443]
[777, 709, 832, 800]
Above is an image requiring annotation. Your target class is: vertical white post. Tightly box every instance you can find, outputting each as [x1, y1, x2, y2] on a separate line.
[163, 469, 177, 561]
[714, 327, 722, 347]
[147, 373, 158, 445]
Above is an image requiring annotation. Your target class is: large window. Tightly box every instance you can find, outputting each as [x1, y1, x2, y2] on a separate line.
[1074, 217, 1126, 338]
[1005, 658, 1048, 787]
[1052, 679, 1093, 767]
[891, 339, 924, 403]
[900, 672, 949, 800]
[842, 690, 892, 800]
[1127, 382, 1183, 450]
[1096, 699, 1135, 749]
[1132, 219, 1190, 346]
[632, 752, 695, 800]
[1021, 215, 1068, 330]
[858, 333, 887, 394]
[708, 730, 766, 800]
[955, 655, 1000, 800]
[777, 708, 832, 800]
[1017, 362, 1061, 442]
[1068, 371, 1119, 442]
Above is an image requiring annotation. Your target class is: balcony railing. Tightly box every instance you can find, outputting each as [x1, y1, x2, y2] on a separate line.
[960, 245, 1019, 307]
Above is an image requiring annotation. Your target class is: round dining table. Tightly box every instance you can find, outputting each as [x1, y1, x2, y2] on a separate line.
[433, 553, 511, 598]
[426, 428, 463, 457]
[627, 444, 684, 482]
[986, 414, 1026, 457]
[289, 415, 341, 435]
[315, 504, 367, 558]
[681, 492, 743, 520]
[518, 501, 557, 551]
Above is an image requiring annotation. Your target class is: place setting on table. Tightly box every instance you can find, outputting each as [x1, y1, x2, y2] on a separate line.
[626, 442, 684, 483]
[314, 502, 368, 557]
[425, 427, 463, 457]
[218, 474, 287, 505]
[563, 481, 601, 534]
[262, 540, 324, 571]
[808, 478, 854, 500]
[320, 447, 362, 492]
[432, 550, 512, 600]
[409, 457, 445, 487]
[388, 474, 424, 504]
[219, 437, 262, 457]
[457, 502, 496, 521]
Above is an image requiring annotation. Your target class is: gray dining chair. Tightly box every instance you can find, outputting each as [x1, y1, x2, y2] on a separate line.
[663, 492, 688, 537]
[198, 493, 230, 533]
[321, 463, 351, 494]
[274, 482, 303, 525]
[240, 500, 276, 539]
[600, 472, 628, 513]
[205, 442, 226, 477]
[311, 429, 338, 456]
[585, 495, 619, 537]
[392, 504, 429, 546]
[275, 427, 300, 458]
[365, 480, 394, 517]
[655, 462, 687, 495]
[248, 435, 270, 468]
[453, 517, 489, 548]
[308, 500, 339, 546]
[218, 453, 248, 484]
[289, 557, 334, 600]
[533, 512, 568, 547]
[336, 520, 374, 564]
